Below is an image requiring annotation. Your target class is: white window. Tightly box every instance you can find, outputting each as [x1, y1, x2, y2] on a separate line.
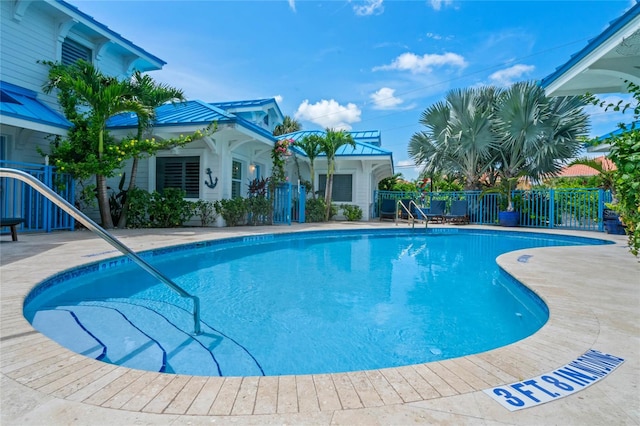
[156, 156, 200, 198]
[62, 38, 92, 65]
[318, 174, 353, 202]
[231, 160, 243, 198]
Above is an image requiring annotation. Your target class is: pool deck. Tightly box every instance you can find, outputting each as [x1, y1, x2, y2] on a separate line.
[1, 223, 638, 425]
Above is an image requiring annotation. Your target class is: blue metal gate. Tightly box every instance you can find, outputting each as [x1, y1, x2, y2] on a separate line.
[273, 183, 306, 225]
[0, 161, 75, 233]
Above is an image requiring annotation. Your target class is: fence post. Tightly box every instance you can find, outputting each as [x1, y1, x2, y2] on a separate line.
[44, 165, 52, 233]
[598, 189, 604, 232]
[298, 185, 305, 223]
[548, 188, 555, 229]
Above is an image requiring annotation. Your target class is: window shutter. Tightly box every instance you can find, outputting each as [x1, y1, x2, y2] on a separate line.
[62, 39, 92, 65]
[156, 156, 200, 198]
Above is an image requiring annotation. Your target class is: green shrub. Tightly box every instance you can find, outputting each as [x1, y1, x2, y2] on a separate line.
[306, 198, 336, 222]
[214, 198, 247, 226]
[125, 188, 193, 228]
[340, 204, 362, 221]
[246, 195, 272, 225]
[193, 200, 218, 226]
[126, 187, 152, 228]
[148, 188, 194, 227]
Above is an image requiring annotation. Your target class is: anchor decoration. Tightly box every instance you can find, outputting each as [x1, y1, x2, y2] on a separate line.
[204, 168, 218, 189]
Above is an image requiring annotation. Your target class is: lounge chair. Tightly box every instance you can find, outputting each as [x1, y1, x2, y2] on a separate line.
[1, 217, 25, 241]
[379, 199, 397, 221]
[425, 200, 446, 223]
[445, 200, 469, 224]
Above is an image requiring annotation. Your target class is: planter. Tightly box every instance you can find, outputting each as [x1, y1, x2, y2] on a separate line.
[498, 210, 519, 227]
[604, 219, 626, 235]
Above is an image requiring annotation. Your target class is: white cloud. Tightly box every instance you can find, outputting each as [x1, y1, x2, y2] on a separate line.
[429, 0, 453, 11]
[294, 99, 361, 130]
[288, 0, 296, 12]
[353, 0, 384, 16]
[488, 64, 535, 86]
[370, 87, 404, 110]
[373, 52, 467, 74]
[274, 94, 283, 104]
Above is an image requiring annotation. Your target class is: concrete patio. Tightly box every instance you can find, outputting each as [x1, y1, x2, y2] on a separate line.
[1, 223, 638, 425]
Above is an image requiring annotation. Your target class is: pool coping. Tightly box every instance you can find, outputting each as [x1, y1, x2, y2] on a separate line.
[1, 223, 638, 424]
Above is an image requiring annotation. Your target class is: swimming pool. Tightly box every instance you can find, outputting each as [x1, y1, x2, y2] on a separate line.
[23, 228, 609, 376]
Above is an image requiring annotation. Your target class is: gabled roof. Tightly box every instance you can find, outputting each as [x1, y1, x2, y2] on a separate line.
[49, 0, 165, 72]
[211, 98, 285, 124]
[106, 100, 277, 141]
[0, 81, 71, 131]
[280, 130, 391, 157]
[541, 1, 640, 96]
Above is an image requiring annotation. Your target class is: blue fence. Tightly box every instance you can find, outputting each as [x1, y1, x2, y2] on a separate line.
[1, 161, 75, 233]
[272, 183, 306, 225]
[374, 188, 611, 232]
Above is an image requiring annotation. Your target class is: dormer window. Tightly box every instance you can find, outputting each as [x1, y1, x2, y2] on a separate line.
[62, 38, 92, 65]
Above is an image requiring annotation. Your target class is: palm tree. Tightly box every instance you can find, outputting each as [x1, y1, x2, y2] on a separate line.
[295, 134, 323, 198]
[43, 60, 149, 229]
[273, 116, 301, 136]
[117, 71, 186, 228]
[492, 81, 588, 210]
[319, 129, 355, 220]
[408, 86, 499, 190]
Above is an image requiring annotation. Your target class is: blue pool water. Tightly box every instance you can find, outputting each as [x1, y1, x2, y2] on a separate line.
[24, 229, 610, 376]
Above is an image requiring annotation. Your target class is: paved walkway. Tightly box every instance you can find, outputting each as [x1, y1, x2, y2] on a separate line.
[1, 223, 638, 425]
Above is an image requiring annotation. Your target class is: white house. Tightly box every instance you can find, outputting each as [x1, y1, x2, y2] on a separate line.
[540, 1, 639, 154]
[0, 0, 394, 228]
[0, 0, 165, 165]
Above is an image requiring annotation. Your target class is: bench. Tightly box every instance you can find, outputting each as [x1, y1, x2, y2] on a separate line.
[1, 218, 25, 241]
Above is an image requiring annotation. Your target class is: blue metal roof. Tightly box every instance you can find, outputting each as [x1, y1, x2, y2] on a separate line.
[280, 130, 391, 157]
[540, 1, 640, 88]
[597, 120, 639, 141]
[212, 99, 276, 110]
[55, 0, 166, 68]
[107, 100, 277, 141]
[0, 81, 71, 129]
[211, 98, 285, 122]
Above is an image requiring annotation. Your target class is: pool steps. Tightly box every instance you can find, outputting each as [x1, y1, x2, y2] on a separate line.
[29, 300, 264, 376]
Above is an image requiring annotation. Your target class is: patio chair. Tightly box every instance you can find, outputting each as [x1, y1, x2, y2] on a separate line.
[379, 199, 397, 221]
[445, 200, 469, 224]
[425, 200, 446, 223]
[1, 217, 25, 241]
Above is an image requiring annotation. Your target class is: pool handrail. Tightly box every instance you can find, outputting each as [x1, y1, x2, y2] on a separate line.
[0, 167, 202, 335]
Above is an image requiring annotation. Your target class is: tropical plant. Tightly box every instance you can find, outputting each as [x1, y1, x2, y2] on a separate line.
[490, 81, 588, 211]
[295, 134, 323, 198]
[587, 81, 639, 255]
[117, 71, 187, 228]
[271, 138, 293, 185]
[411, 82, 589, 212]
[319, 129, 355, 220]
[42, 60, 150, 228]
[409, 86, 499, 191]
[273, 115, 302, 136]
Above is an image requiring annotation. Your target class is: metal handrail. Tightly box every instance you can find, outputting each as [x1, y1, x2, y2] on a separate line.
[396, 200, 428, 229]
[0, 167, 201, 335]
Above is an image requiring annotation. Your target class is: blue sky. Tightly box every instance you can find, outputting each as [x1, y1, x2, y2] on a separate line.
[74, 0, 636, 180]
